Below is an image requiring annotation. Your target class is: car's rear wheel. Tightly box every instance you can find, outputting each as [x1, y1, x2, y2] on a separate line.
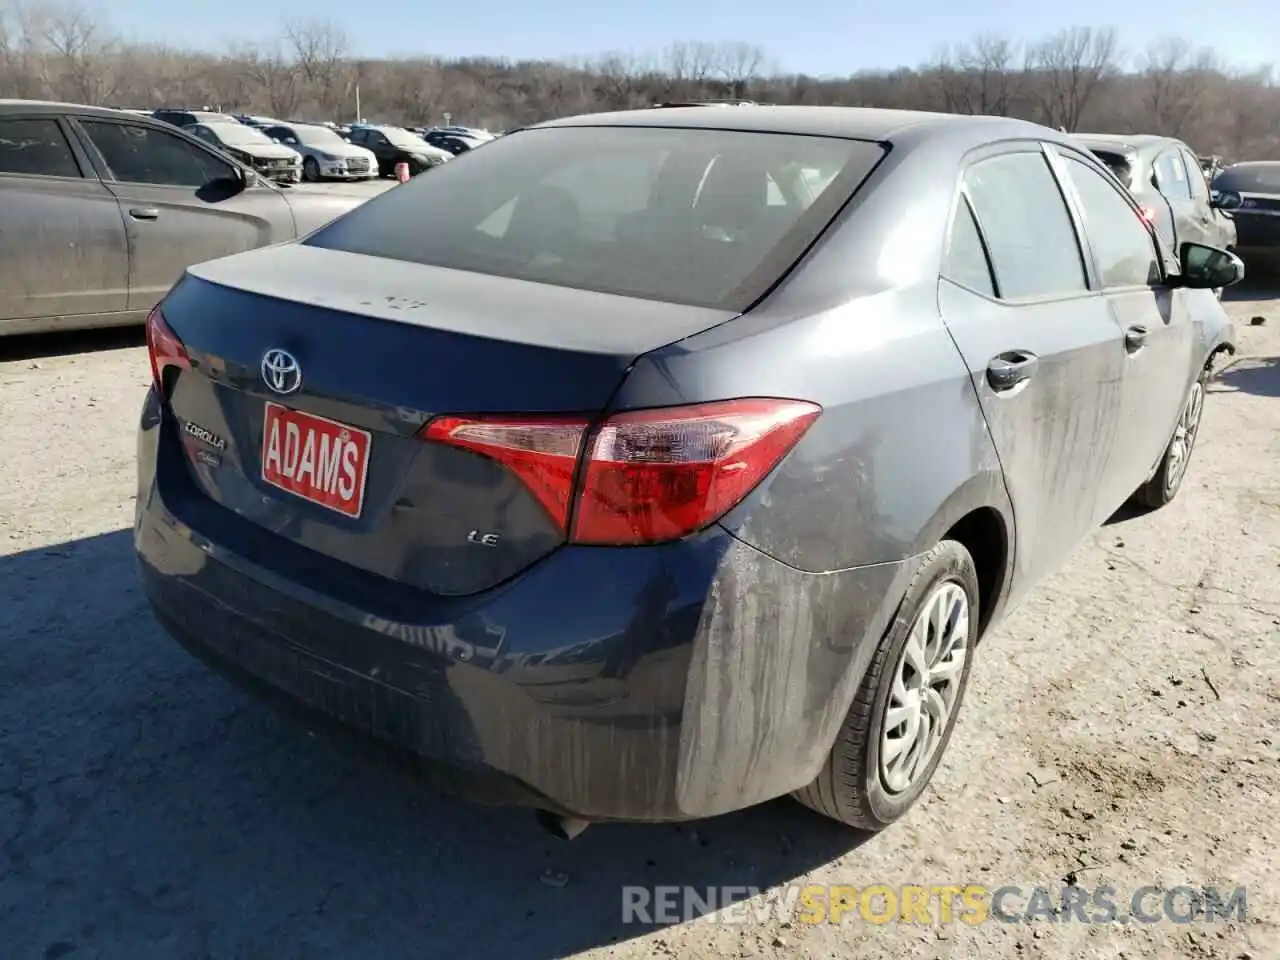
[303, 157, 320, 182]
[1133, 368, 1208, 510]
[793, 539, 979, 830]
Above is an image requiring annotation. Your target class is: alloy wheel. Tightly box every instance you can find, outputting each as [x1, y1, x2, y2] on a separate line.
[879, 580, 969, 795]
[1165, 379, 1205, 497]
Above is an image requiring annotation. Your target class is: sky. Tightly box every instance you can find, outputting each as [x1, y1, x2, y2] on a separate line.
[97, 0, 1279, 76]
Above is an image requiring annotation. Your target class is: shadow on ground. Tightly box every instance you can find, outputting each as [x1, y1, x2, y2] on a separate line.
[0, 326, 145, 363]
[1211, 355, 1280, 398]
[0, 530, 866, 958]
[1102, 500, 1151, 527]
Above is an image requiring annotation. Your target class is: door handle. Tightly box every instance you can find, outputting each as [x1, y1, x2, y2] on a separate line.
[1124, 325, 1150, 352]
[129, 207, 160, 220]
[986, 351, 1039, 391]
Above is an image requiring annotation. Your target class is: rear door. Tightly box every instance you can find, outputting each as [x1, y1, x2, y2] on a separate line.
[938, 145, 1126, 601]
[0, 114, 128, 324]
[1179, 146, 1231, 248]
[1051, 146, 1195, 513]
[1153, 147, 1212, 249]
[69, 116, 296, 312]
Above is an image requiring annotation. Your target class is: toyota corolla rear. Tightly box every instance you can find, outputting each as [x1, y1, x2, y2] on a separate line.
[134, 120, 898, 822]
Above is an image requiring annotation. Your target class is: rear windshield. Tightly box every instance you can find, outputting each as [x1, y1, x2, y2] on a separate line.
[304, 125, 886, 310]
[1088, 149, 1134, 188]
[1213, 164, 1280, 193]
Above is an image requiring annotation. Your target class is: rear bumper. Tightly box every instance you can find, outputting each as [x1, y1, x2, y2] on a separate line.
[135, 391, 910, 821]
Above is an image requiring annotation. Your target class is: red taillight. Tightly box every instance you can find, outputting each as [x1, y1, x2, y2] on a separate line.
[145, 305, 190, 393]
[571, 399, 821, 544]
[421, 415, 590, 532]
[421, 398, 821, 546]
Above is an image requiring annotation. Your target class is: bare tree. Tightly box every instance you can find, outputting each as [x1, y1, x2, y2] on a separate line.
[1138, 36, 1216, 138]
[240, 42, 301, 119]
[718, 41, 765, 98]
[1030, 26, 1120, 131]
[956, 34, 1022, 115]
[39, 1, 115, 104]
[592, 51, 645, 108]
[5, 4, 1280, 163]
[284, 17, 351, 118]
[663, 41, 720, 85]
[0, 0, 51, 97]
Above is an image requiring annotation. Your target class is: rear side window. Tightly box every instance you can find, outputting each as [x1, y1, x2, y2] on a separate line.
[1060, 155, 1161, 289]
[962, 152, 1087, 300]
[943, 195, 996, 297]
[1154, 150, 1192, 200]
[1088, 150, 1134, 189]
[0, 118, 81, 178]
[305, 126, 885, 311]
[1180, 149, 1209, 199]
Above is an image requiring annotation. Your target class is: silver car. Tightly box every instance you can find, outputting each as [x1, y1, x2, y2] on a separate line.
[1072, 134, 1238, 254]
[262, 122, 378, 182]
[189, 122, 303, 184]
[0, 100, 366, 336]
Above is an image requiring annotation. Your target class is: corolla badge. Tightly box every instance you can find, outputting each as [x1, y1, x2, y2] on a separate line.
[261, 348, 302, 395]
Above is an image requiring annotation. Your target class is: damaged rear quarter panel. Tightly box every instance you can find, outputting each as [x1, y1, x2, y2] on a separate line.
[616, 281, 1009, 813]
[675, 538, 910, 815]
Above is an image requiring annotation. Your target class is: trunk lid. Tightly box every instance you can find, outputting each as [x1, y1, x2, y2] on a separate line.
[160, 243, 735, 596]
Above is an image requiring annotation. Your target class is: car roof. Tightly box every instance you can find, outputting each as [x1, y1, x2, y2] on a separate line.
[1072, 132, 1184, 155]
[533, 105, 1056, 147]
[0, 99, 172, 121]
[1224, 160, 1280, 170]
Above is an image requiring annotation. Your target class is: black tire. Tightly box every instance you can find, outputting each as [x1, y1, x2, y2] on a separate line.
[793, 539, 980, 830]
[1133, 367, 1208, 510]
[302, 156, 320, 182]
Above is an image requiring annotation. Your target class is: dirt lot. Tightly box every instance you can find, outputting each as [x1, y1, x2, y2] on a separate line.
[1, 287, 1277, 959]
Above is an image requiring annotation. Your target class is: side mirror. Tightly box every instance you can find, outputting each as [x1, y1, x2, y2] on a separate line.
[1210, 190, 1243, 211]
[1173, 242, 1245, 290]
[234, 165, 261, 191]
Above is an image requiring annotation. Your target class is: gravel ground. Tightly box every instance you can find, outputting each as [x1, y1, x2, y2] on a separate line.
[0, 286, 1277, 960]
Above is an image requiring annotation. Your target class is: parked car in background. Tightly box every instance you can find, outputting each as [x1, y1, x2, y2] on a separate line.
[421, 128, 484, 155]
[345, 125, 451, 176]
[0, 100, 366, 337]
[441, 125, 495, 140]
[262, 122, 377, 181]
[234, 115, 280, 129]
[135, 106, 1238, 837]
[152, 108, 236, 129]
[190, 121, 302, 184]
[1212, 162, 1280, 263]
[1071, 134, 1237, 259]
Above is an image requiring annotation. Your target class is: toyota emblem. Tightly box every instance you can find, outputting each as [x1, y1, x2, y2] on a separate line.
[261, 348, 303, 395]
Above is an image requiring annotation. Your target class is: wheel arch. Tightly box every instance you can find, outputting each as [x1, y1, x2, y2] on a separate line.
[906, 470, 1015, 640]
